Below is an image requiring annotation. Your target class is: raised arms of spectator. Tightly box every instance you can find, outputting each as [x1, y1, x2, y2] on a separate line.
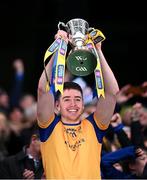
[10, 59, 25, 108]
[101, 146, 136, 179]
[111, 113, 132, 147]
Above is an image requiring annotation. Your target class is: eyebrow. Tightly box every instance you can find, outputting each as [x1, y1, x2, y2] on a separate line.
[62, 96, 82, 99]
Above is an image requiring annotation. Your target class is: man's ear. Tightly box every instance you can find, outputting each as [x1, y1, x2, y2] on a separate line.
[55, 100, 60, 112]
[82, 102, 84, 110]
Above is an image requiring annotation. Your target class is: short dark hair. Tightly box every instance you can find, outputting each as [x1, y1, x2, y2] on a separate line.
[27, 128, 40, 146]
[55, 81, 83, 101]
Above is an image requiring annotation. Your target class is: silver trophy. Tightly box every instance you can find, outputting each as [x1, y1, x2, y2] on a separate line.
[58, 18, 97, 76]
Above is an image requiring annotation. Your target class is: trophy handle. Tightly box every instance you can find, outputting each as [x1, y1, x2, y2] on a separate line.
[58, 21, 68, 31]
[88, 27, 106, 44]
[88, 27, 95, 32]
[58, 21, 73, 45]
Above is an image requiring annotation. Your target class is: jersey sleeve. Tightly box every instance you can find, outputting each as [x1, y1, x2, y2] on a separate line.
[37, 114, 55, 129]
[37, 114, 60, 142]
[86, 113, 110, 143]
[93, 113, 110, 130]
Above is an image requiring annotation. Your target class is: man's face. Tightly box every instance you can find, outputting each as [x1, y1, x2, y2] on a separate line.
[32, 135, 41, 155]
[56, 89, 84, 123]
[0, 94, 9, 107]
[138, 107, 147, 126]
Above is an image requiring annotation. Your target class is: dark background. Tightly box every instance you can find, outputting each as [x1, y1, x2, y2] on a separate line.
[0, 0, 146, 98]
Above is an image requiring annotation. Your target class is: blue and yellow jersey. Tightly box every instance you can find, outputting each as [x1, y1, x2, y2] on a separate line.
[38, 113, 109, 179]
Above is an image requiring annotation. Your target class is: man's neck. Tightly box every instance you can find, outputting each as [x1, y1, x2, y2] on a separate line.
[61, 117, 81, 125]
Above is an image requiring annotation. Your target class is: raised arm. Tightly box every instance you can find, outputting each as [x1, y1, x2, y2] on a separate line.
[37, 30, 68, 124]
[94, 43, 119, 125]
[37, 54, 55, 124]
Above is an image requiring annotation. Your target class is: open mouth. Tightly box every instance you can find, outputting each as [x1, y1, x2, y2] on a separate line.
[68, 109, 78, 112]
[67, 109, 79, 115]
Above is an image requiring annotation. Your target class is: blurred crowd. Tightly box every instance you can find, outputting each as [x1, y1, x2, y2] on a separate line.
[0, 58, 44, 179]
[0, 58, 147, 179]
[82, 80, 147, 179]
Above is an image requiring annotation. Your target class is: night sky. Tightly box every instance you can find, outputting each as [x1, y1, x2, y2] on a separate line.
[0, 0, 146, 97]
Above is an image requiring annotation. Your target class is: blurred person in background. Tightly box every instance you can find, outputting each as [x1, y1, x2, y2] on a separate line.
[19, 94, 36, 112]
[130, 102, 147, 150]
[5, 107, 25, 156]
[101, 111, 147, 179]
[9, 58, 25, 109]
[0, 58, 25, 115]
[119, 105, 133, 126]
[19, 102, 38, 147]
[0, 58, 39, 157]
[6, 102, 38, 156]
[0, 112, 10, 160]
[101, 146, 147, 179]
[0, 130, 44, 179]
[102, 111, 133, 153]
[0, 88, 9, 116]
[116, 82, 147, 113]
[128, 147, 147, 178]
[110, 112, 132, 145]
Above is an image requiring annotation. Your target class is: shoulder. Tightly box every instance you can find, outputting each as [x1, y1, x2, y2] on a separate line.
[82, 113, 110, 143]
[38, 114, 61, 142]
[84, 113, 109, 130]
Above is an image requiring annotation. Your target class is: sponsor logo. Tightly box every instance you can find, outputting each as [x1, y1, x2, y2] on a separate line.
[90, 30, 97, 37]
[60, 48, 65, 55]
[75, 67, 87, 71]
[57, 65, 64, 84]
[75, 56, 87, 61]
[86, 43, 93, 49]
[49, 40, 60, 52]
[60, 40, 67, 55]
[95, 70, 103, 89]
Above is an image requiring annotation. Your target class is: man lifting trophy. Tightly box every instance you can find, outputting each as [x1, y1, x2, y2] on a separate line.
[37, 18, 120, 180]
[43, 18, 106, 97]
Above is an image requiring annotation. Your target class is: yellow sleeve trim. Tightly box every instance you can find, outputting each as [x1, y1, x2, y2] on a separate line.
[37, 114, 55, 129]
[94, 113, 109, 130]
